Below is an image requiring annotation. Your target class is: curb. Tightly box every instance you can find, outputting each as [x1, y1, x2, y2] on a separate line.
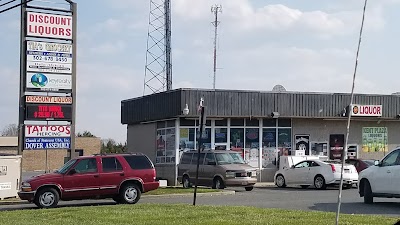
[0, 191, 235, 205]
[142, 190, 235, 198]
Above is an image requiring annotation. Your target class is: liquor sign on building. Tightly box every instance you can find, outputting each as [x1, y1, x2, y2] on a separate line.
[351, 104, 382, 117]
[26, 12, 73, 40]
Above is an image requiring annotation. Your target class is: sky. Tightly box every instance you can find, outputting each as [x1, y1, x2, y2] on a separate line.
[1, 0, 400, 143]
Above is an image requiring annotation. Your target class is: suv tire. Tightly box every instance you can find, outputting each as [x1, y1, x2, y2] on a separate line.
[34, 187, 59, 208]
[212, 177, 225, 189]
[363, 181, 373, 204]
[119, 183, 141, 204]
[182, 175, 191, 189]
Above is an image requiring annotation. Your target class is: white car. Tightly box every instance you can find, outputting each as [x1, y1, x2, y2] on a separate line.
[358, 148, 400, 204]
[274, 159, 358, 190]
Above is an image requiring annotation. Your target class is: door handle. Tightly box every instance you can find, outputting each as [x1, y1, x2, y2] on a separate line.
[120, 173, 125, 176]
[387, 170, 391, 173]
[94, 174, 99, 178]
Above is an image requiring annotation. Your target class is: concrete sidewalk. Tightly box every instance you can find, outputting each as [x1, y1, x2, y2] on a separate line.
[254, 182, 275, 188]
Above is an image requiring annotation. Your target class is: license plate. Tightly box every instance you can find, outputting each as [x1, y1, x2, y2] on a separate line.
[344, 170, 350, 173]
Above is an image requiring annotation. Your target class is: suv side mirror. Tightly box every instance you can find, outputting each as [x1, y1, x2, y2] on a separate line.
[374, 160, 380, 166]
[208, 161, 216, 165]
[291, 165, 295, 169]
[68, 168, 77, 175]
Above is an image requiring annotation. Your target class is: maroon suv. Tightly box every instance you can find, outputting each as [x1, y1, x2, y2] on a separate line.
[18, 153, 159, 208]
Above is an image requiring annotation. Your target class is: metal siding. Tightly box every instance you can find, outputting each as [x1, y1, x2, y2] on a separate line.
[121, 89, 400, 124]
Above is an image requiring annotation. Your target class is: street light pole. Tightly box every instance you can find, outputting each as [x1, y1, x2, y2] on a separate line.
[193, 97, 205, 206]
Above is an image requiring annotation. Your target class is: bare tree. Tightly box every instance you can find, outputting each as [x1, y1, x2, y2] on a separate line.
[1, 124, 18, 136]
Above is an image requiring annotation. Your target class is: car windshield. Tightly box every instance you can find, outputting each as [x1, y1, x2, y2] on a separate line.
[215, 153, 245, 165]
[55, 159, 77, 174]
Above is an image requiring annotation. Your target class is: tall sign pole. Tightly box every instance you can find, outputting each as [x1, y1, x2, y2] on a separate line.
[70, 2, 77, 156]
[18, 0, 76, 176]
[193, 97, 205, 206]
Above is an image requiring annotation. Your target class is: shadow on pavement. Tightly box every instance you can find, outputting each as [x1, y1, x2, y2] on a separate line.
[254, 186, 342, 192]
[309, 201, 400, 216]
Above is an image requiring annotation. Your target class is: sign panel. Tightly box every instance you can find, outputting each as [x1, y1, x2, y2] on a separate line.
[26, 12, 72, 39]
[26, 104, 72, 121]
[26, 96, 72, 104]
[329, 134, 345, 160]
[295, 134, 310, 155]
[351, 104, 382, 117]
[25, 125, 71, 137]
[27, 61, 72, 74]
[0, 182, 11, 190]
[26, 73, 72, 91]
[25, 137, 71, 149]
[362, 127, 388, 153]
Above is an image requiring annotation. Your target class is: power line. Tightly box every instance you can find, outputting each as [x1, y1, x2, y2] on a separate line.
[0, 0, 33, 14]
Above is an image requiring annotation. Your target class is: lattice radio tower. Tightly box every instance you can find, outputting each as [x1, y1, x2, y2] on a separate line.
[143, 0, 172, 95]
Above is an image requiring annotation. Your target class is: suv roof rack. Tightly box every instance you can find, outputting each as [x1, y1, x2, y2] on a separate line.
[92, 152, 144, 156]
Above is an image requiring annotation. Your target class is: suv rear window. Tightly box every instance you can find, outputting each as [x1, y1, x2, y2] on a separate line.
[180, 153, 193, 164]
[123, 155, 153, 169]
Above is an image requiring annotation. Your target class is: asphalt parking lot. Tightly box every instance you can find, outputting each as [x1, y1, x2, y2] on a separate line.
[2, 180, 399, 217]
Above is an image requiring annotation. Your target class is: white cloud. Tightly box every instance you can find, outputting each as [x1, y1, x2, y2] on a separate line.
[89, 40, 126, 55]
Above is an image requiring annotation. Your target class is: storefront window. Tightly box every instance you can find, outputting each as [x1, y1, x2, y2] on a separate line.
[278, 128, 292, 156]
[262, 128, 277, 168]
[230, 128, 244, 158]
[215, 128, 227, 143]
[197, 128, 211, 149]
[179, 128, 195, 151]
[245, 128, 259, 167]
[156, 127, 176, 164]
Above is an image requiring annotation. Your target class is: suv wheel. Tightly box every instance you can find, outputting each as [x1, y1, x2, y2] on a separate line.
[363, 181, 373, 204]
[34, 187, 59, 208]
[119, 184, 141, 204]
[212, 177, 224, 189]
[182, 175, 191, 189]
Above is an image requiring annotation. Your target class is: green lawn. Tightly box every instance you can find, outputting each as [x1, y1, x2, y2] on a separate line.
[0, 203, 396, 225]
[144, 187, 221, 195]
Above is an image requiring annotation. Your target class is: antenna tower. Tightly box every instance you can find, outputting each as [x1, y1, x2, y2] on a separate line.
[211, 4, 222, 90]
[143, 0, 172, 95]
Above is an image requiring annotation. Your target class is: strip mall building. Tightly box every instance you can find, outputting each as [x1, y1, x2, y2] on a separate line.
[121, 88, 400, 184]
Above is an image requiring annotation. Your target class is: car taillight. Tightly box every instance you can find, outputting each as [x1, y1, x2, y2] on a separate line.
[330, 164, 336, 173]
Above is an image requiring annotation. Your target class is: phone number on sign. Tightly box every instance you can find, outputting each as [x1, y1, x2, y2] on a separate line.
[31, 55, 69, 63]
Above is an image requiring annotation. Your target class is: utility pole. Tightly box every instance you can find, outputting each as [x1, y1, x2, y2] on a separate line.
[211, 4, 222, 90]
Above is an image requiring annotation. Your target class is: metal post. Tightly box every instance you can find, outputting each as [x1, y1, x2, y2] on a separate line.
[17, 0, 27, 186]
[164, 0, 172, 91]
[335, 1, 368, 224]
[70, 2, 77, 157]
[193, 98, 205, 206]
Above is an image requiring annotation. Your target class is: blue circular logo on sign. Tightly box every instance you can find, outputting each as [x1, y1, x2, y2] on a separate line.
[31, 73, 48, 87]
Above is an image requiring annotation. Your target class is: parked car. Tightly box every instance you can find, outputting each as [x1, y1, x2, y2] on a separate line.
[177, 150, 258, 191]
[358, 148, 400, 204]
[345, 158, 375, 173]
[274, 159, 358, 190]
[18, 153, 159, 208]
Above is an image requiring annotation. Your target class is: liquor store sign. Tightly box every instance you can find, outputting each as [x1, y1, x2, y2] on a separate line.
[25, 104, 72, 121]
